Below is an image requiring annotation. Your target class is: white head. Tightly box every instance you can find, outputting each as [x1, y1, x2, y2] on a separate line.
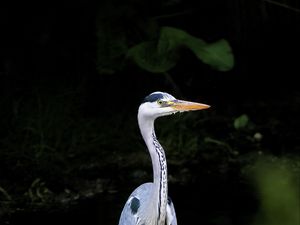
[138, 91, 210, 120]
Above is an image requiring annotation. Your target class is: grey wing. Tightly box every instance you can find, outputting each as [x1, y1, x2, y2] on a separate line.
[166, 197, 177, 225]
[118, 183, 153, 225]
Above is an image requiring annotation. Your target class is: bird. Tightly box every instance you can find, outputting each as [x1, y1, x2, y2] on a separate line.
[118, 91, 210, 225]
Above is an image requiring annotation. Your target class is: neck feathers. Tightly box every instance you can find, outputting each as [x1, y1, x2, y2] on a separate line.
[138, 115, 168, 225]
[151, 132, 168, 224]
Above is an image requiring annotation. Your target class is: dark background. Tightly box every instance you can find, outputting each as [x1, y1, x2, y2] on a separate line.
[1, 1, 299, 225]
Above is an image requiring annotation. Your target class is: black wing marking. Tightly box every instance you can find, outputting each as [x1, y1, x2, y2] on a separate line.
[130, 197, 140, 215]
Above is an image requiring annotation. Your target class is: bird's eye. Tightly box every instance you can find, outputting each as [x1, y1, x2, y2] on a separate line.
[157, 100, 163, 105]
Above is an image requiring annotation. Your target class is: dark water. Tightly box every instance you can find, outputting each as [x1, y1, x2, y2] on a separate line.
[7, 184, 255, 225]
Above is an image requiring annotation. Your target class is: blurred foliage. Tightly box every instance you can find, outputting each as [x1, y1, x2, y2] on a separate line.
[234, 114, 250, 130]
[0, 0, 299, 224]
[127, 39, 179, 73]
[157, 114, 201, 162]
[245, 156, 300, 225]
[127, 27, 234, 73]
[0, 88, 299, 223]
[0, 90, 125, 194]
[95, 3, 234, 74]
[95, 1, 158, 74]
[25, 178, 52, 203]
[0, 186, 11, 201]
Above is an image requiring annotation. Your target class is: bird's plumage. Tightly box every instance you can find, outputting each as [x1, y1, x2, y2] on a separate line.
[118, 183, 177, 225]
[142, 92, 176, 103]
[118, 92, 209, 225]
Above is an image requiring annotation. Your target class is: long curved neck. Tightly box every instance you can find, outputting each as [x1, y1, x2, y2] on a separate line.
[138, 115, 168, 225]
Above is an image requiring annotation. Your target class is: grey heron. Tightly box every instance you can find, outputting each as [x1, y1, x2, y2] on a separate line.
[118, 91, 210, 225]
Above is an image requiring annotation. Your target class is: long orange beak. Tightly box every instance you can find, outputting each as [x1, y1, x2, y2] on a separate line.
[170, 100, 210, 111]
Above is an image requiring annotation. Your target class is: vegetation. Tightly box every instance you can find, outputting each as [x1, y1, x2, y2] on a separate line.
[1, 0, 299, 224]
[246, 156, 300, 225]
[0, 87, 299, 224]
[127, 26, 234, 73]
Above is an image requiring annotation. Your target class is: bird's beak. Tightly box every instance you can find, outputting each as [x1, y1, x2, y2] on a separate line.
[170, 100, 210, 112]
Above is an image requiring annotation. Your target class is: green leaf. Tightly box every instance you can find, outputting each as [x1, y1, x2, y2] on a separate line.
[250, 157, 300, 225]
[185, 38, 234, 71]
[234, 114, 249, 130]
[159, 27, 234, 71]
[127, 26, 234, 73]
[127, 41, 178, 73]
[158, 27, 190, 52]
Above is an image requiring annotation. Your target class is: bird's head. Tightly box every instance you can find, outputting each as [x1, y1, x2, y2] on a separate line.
[138, 91, 210, 120]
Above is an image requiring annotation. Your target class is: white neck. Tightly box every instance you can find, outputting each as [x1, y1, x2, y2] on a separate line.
[138, 113, 168, 225]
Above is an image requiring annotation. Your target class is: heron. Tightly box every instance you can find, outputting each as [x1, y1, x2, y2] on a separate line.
[118, 91, 210, 225]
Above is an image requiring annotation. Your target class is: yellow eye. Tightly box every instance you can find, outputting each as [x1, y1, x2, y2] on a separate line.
[157, 100, 163, 105]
